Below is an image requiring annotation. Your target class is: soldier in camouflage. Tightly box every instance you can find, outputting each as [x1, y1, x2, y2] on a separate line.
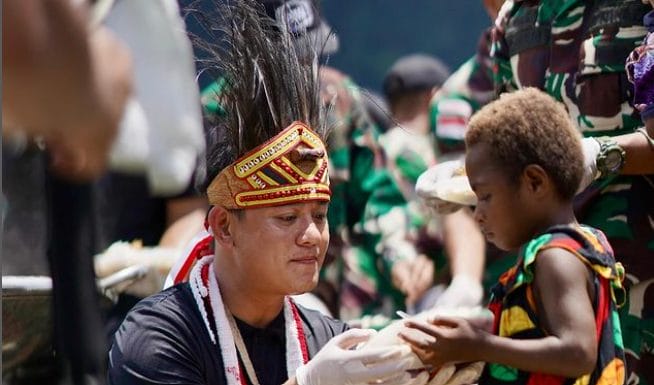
[320, 64, 436, 322]
[423, 1, 654, 383]
[380, 54, 487, 313]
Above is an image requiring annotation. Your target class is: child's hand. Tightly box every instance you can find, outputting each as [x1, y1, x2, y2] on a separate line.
[398, 316, 483, 368]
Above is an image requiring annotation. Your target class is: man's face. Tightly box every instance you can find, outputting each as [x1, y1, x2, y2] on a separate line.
[229, 201, 329, 296]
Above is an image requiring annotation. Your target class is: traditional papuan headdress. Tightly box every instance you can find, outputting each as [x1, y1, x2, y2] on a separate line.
[191, 0, 331, 209]
[166, 4, 333, 384]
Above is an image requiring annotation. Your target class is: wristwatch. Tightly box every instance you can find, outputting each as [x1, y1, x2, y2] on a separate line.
[595, 136, 626, 178]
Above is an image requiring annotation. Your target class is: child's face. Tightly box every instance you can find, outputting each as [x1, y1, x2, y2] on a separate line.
[465, 143, 540, 251]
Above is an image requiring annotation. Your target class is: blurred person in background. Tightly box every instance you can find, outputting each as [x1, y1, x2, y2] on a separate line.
[91, 0, 208, 341]
[3, 1, 132, 384]
[381, 54, 486, 312]
[361, 90, 394, 134]
[3, 1, 205, 383]
[108, 2, 415, 384]
[417, 1, 654, 383]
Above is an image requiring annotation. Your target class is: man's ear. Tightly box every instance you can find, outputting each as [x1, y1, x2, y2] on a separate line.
[207, 206, 234, 248]
[522, 164, 550, 198]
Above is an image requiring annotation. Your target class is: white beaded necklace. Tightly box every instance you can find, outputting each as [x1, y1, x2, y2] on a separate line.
[189, 255, 309, 385]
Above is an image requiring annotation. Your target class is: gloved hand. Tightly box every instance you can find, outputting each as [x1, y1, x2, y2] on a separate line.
[433, 275, 484, 309]
[295, 329, 415, 385]
[579, 137, 600, 193]
[94, 241, 179, 298]
[415, 159, 475, 215]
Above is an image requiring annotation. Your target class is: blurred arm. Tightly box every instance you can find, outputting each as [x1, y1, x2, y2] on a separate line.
[442, 208, 485, 283]
[3, 1, 132, 180]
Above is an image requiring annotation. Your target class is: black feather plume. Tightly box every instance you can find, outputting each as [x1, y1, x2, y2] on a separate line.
[184, 0, 328, 190]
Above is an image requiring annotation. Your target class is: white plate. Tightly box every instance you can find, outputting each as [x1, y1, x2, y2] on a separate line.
[434, 175, 477, 206]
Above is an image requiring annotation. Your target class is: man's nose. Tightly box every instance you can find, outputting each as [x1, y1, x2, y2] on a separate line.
[473, 205, 484, 225]
[297, 218, 321, 246]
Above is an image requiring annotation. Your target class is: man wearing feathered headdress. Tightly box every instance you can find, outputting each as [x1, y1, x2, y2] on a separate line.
[197, 0, 439, 325]
[107, 2, 415, 384]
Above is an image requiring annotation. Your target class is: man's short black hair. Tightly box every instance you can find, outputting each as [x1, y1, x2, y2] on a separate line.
[383, 54, 450, 100]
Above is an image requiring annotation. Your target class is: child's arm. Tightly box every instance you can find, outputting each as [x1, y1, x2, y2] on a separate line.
[399, 247, 597, 378]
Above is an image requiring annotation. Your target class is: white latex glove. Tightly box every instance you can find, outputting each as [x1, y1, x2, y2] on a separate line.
[415, 160, 476, 215]
[433, 275, 484, 309]
[296, 329, 414, 385]
[94, 241, 179, 298]
[579, 137, 600, 193]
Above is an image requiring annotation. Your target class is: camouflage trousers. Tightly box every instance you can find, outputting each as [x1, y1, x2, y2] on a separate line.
[620, 279, 654, 385]
[575, 174, 653, 385]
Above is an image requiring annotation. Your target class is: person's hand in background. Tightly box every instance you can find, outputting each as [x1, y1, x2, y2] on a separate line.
[433, 274, 483, 309]
[392, 255, 435, 307]
[48, 26, 133, 180]
[3, 1, 133, 181]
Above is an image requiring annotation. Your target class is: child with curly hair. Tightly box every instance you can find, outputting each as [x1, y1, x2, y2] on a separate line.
[400, 88, 627, 385]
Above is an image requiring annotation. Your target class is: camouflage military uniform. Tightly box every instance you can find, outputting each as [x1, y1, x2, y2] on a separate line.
[319, 67, 432, 321]
[201, 68, 425, 321]
[429, 2, 653, 382]
[492, 2, 653, 383]
[430, 28, 496, 159]
[377, 124, 445, 311]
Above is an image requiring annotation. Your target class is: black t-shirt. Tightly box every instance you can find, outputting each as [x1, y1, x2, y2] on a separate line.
[108, 284, 349, 385]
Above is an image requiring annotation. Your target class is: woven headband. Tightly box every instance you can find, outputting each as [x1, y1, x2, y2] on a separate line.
[207, 121, 330, 209]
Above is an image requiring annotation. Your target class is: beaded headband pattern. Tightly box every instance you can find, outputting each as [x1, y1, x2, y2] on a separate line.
[206, 121, 330, 208]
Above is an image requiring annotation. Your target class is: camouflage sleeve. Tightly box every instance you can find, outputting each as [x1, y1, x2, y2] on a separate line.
[428, 26, 496, 158]
[377, 125, 438, 265]
[323, 74, 378, 242]
[379, 127, 433, 202]
[336, 76, 416, 268]
[200, 79, 227, 118]
[571, 0, 649, 135]
[493, 0, 648, 135]
[324, 70, 423, 274]
[347, 86, 426, 268]
[490, 0, 518, 94]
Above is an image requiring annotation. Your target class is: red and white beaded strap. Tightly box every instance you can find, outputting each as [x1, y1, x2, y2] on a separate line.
[189, 256, 309, 385]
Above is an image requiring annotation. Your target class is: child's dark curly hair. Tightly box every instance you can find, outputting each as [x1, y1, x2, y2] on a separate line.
[465, 88, 584, 199]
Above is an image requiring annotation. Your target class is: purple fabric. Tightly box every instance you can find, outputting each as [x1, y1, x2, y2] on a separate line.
[644, 10, 654, 33]
[627, 13, 654, 122]
[631, 47, 654, 105]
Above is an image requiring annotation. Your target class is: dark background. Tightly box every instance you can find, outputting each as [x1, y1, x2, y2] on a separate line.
[321, 0, 490, 92]
[183, 0, 491, 93]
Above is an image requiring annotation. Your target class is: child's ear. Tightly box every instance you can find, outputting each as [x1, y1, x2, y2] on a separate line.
[207, 206, 234, 247]
[522, 164, 550, 197]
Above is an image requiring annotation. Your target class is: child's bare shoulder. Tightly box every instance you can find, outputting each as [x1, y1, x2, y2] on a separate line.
[533, 247, 592, 285]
